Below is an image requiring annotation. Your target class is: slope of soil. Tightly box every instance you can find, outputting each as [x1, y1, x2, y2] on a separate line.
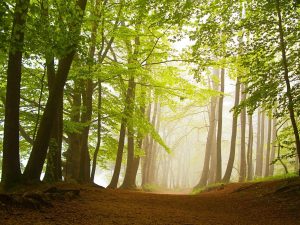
[0, 178, 300, 225]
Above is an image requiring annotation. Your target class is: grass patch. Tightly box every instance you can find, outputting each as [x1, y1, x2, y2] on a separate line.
[192, 183, 225, 195]
[251, 173, 298, 183]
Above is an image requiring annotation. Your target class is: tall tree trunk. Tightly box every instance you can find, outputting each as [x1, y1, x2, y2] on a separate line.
[208, 124, 217, 184]
[255, 109, 261, 177]
[216, 68, 224, 182]
[23, 0, 88, 182]
[120, 77, 137, 189]
[107, 77, 135, 188]
[142, 104, 151, 186]
[65, 82, 82, 181]
[2, 0, 30, 188]
[270, 116, 277, 176]
[264, 116, 272, 177]
[91, 81, 102, 182]
[247, 114, 253, 181]
[130, 90, 147, 187]
[256, 112, 265, 177]
[78, 79, 93, 183]
[276, 0, 300, 175]
[239, 84, 247, 182]
[43, 97, 63, 182]
[195, 79, 218, 188]
[149, 103, 161, 184]
[144, 101, 158, 185]
[43, 3, 63, 181]
[222, 77, 240, 183]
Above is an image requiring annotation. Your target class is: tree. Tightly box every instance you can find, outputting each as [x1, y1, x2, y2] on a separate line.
[239, 83, 247, 182]
[2, 0, 30, 188]
[216, 68, 224, 182]
[195, 77, 218, 188]
[23, 0, 88, 182]
[247, 114, 253, 180]
[264, 116, 272, 177]
[222, 77, 240, 183]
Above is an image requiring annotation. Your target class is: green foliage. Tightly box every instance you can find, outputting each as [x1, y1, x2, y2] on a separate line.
[251, 173, 298, 183]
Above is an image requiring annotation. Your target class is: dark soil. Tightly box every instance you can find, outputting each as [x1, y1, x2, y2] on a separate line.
[0, 178, 300, 225]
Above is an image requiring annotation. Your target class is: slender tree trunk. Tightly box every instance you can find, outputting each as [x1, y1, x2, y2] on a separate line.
[255, 109, 261, 177]
[276, 0, 300, 175]
[222, 77, 240, 183]
[1, 0, 30, 188]
[264, 116, 272, 177]
[144, 101, 158, 185]
[91, 81, 102, 181]
[107, 77, 135, 188]
[120, 77, 137, 189]
[208, 125, 217, 184]
[149, 103, 161, 184]
[142, 104, 151, 186]
[256, 112, 265, 177]
[195, 79, 218, 188]
[239, 84, 247, 182]
[247, 114, 253, 180]
[216, 68, 224, 182]
[23, 0, 88, 182]
[270, 116, 277, 176]
[130, 91, 147, 187]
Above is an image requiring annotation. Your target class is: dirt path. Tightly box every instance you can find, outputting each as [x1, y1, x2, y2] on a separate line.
[1, 181, 300, 225]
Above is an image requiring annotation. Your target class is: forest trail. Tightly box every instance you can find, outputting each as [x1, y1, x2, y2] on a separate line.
[1, 179, 300, 225]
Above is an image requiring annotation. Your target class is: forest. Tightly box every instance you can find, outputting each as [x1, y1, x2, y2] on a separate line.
[0, 0, 300, 224]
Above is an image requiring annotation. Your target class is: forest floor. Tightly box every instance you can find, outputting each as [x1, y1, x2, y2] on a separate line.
[0, 178, 300, 225]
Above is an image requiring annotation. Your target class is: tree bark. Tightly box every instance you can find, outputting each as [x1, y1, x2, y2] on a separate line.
[255, 109, 261, 177]
[2, 0, 30, 188]
[23, 0, 88, 182]
[270, 116, 277, 176]
[276, 0, 300, 175]
[247, 114, 253, 180]
[107, 77, 136, 188]
[216, 68, 224, 182]
[264, 116, 272, 177]
[91, 81, 102, 181]
[222, 77, 240, 183]
[195, 78, 218, 188]
[120, 77, 137, 189]
[256, 111, 265, 177]
[65, 82, 82, 181]
[239, 84, 247, 182]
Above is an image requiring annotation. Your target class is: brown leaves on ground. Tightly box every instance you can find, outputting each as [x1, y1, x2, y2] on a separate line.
[0, 178, 300, 225]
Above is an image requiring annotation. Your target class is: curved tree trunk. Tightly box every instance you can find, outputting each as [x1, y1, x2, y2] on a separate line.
[195, 78, 218, 188]
[276, 0, 300, 175]
[107, 77, 135, 188]
[91, 81, 102, 182]
[23, 0, 88, 182]
[222, 77, 240, 183]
